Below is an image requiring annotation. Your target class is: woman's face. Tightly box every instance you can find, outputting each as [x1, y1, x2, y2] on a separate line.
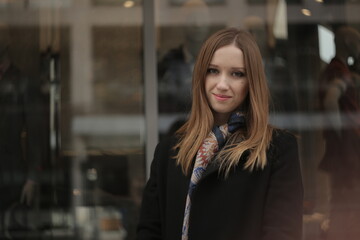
[205, 44, 249, 125]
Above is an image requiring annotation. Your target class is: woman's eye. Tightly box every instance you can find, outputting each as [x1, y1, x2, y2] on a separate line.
[207, 68, 219, 74]
[232, 71, 246, 78]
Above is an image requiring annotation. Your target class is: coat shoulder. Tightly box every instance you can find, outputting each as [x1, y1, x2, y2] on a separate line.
[271, 129, 298, 147]
[153, 135, 179, 169]
[268, 129, 299, 165]
[156, 135, 178, 155]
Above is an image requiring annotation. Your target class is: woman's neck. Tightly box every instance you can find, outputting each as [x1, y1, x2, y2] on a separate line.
[213, 113, 230, 126]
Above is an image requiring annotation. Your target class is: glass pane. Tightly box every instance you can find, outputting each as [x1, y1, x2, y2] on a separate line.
[157, 0, 224, 138]
[0, 1, 145, 239]
[156, 0, 360, 239]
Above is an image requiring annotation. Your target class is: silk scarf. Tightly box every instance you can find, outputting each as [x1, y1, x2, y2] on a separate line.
[181, 111, 246, 240]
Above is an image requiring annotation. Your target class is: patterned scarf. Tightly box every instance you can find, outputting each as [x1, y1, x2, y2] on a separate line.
[181, 111, 246, 240]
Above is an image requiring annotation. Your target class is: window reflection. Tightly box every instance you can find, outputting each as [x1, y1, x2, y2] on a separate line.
[1, 0, 360, 239]
[92, 0, 141, 7]
[156, 1, 360, 240]
[0, 22, 45, 239]
[64, 13, 144, 240]
[157, 0, 219, 137]
[318, 26, 360, 240]
[1, 1, 145, 239]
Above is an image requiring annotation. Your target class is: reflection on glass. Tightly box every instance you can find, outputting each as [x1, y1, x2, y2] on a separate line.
[1, 0, 360, 239]
[64, 13, 145, 240]
[156, 1, 360, 240]
[157, 0, 222, 137]
[1, 2, 145, 240]
[92, 0, 141, 7]
[318, 25, 335, 64]
[170, 0, 225, 6]
[0, 22, 46, 239]
[318, 26, 360, 240]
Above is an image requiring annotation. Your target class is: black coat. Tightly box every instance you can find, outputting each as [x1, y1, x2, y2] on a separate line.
[137, 130, 303, 240]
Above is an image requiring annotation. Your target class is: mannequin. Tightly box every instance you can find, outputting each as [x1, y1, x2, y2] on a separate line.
[319, 26, 360, 240]
[158, 0, 210, 113]
[0, 24, 44, 238]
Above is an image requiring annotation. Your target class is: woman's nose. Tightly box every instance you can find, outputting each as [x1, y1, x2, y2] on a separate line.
[216, 74, 229, 90]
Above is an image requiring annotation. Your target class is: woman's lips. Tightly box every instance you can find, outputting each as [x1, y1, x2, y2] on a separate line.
[213, 93, 231, 101]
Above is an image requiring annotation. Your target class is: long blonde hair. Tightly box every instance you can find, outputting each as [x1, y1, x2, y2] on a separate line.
[175, 28, 273, 176]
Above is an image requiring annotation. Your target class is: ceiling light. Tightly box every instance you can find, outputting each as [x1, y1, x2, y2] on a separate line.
[124, 0, 135, 8]
[301, 8, 312, 16]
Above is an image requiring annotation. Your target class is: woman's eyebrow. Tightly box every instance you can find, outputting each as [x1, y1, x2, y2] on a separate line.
[208, 63, 246, 71]
[209, 64, 245, 69]
[231, 67, 246, 71]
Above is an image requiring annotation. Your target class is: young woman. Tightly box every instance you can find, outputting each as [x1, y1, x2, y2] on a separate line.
[137, 28, 303, 240]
